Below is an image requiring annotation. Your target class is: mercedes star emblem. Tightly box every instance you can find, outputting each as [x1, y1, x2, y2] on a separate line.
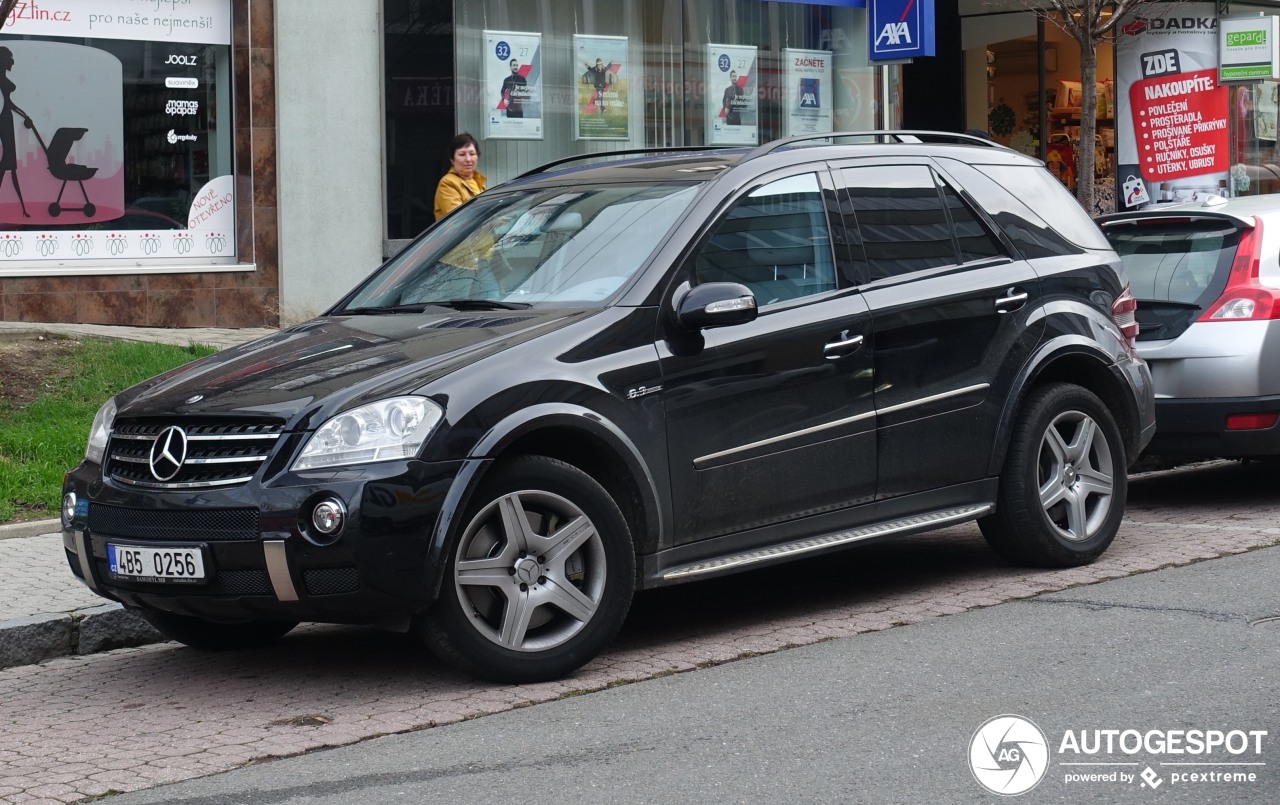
[149, 426, 188, 481]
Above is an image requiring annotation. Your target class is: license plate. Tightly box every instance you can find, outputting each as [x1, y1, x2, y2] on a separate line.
[107, 543, 207, 583]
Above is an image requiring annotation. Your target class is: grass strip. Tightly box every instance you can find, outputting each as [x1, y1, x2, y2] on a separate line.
[0, 339, 216, 522]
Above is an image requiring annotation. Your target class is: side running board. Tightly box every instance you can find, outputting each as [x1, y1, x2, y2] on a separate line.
[660, 505, 992, 582]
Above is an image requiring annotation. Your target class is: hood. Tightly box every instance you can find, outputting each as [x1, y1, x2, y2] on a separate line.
[114, 310, 584, 427]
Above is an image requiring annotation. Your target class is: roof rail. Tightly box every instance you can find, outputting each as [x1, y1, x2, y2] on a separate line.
[513, 146, 736, 180]
[742, 130, 1006, 161]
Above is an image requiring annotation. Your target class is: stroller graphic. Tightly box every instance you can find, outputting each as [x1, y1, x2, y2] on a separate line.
[24, 119, 98, 217]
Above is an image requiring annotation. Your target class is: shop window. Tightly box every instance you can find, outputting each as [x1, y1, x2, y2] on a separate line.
[0, 2, 235, 273]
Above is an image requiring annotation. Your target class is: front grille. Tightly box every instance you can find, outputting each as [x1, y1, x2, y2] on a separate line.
[89, 504, 259, 542]
[303, 567, 360, 596]
[106, 417, 286, 490]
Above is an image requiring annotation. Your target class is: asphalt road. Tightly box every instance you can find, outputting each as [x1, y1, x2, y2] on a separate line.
[93, 466, 1280, 805]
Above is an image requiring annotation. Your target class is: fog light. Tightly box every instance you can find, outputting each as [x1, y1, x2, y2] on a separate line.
[61, 492, 77, 529]
[311, 498, 347, 537]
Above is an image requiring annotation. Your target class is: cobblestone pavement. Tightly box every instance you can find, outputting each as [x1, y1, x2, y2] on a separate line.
[1, 461, 1277, 804]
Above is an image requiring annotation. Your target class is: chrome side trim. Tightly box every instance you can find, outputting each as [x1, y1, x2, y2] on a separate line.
[661, 505, 991, 581]
[875, 383, 989, 416]
[692, 384, 990, 468]
[263, 540, 299, 602]
[694, 410, 876, 468]
[73, 530, 100, 593]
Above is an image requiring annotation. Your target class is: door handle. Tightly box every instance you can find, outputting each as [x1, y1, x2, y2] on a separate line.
[823, 332, 864, 359]
[995, 289, 1029, 314]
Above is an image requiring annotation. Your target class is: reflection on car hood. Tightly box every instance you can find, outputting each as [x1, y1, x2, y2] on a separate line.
[115, 310, 583, 425]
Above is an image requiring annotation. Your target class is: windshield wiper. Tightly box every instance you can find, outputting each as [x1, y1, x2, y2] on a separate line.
[428, 299, 532, 311]
[338, 303, 431, 315]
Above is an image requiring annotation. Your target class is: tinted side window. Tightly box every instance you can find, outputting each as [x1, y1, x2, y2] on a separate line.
[840, 165, 955, 280]
[941, 180, 1004, 262]
[694, 173, 837, 305]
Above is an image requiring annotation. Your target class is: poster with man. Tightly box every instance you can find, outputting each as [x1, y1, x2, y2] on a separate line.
[484, 30, 542, 140]
[574, 35, 628, 140]
[1116, 10, 1229, 206]
[707, 44, 758, 145]
[784, 48, 833, 137]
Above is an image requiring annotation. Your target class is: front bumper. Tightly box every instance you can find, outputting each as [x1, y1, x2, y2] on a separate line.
[61, 457, 466, 625]
[1144, 393, 1280, 458]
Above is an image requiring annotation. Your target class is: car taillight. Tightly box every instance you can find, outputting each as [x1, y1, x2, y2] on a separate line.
[1198, 217, 1280, 321]
[1225, 412, 1280, 430]
[1111, 285, 1139, 346]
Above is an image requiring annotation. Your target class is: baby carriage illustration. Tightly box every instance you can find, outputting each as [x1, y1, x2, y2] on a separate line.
[25, 120, 98, 217]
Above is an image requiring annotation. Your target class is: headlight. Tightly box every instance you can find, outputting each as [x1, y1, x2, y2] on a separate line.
[292, 396, 444, 471]
[84, 397, 118, 465]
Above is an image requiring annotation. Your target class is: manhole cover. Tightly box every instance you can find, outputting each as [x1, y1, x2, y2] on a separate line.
[1249, 616, 1280, 630]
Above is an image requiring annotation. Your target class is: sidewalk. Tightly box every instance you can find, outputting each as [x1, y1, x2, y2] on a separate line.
[0, 321, 276, 669]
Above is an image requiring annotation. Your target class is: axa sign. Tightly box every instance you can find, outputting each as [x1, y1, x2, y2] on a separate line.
[869, 0, 936, 61]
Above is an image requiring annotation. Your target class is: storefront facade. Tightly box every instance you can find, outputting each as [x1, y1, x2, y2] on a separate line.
[0, 0, 916, 326]
[958, 0, 1280, 214]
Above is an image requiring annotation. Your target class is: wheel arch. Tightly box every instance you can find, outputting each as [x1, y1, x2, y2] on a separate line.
[423, 403, 663, 603]
[989, 336, 1145, 476]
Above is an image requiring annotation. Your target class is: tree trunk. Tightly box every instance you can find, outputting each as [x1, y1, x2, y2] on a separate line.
[1077, 41, 1098, 214]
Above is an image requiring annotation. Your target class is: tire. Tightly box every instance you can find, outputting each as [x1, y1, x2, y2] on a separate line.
[980, 382, 1126, 567]
[420, 455, 635, 683]
[140, 610, 298, 651]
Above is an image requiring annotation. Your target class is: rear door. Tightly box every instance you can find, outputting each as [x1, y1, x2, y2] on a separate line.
[832, 158, 1042, 499]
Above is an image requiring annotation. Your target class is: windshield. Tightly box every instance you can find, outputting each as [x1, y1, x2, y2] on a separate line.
[339, 183, 699, 311]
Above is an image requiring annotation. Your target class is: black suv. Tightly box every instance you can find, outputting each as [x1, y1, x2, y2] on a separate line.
[63, 132, 1155, 682]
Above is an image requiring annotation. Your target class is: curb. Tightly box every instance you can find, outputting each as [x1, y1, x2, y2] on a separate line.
[0, 603, 162, 671]
[0, 518, 61, 541]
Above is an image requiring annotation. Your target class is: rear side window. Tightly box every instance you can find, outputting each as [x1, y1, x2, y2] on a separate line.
[938, 158, 1079, 259]
[1105, 220, 1240, 305]
[837, 164, 1004, 282]
[976, 163, 1112, 252]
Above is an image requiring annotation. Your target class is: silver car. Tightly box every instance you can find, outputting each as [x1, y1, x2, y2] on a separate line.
[1099, 194, 1280, 459]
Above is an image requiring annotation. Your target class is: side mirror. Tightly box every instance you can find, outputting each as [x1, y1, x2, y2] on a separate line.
[675, 282, 758, 330]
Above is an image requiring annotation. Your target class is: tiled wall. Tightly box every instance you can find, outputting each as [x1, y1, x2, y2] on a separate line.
[0, 0, 280, 328]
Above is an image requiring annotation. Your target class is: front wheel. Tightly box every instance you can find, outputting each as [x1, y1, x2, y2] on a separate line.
[419, 455, 635, 683]
[139, 610, 298, 650]
[980, 383, 1126, 567]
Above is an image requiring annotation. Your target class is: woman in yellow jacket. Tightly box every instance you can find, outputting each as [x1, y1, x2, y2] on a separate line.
[434, 132, 487, 221]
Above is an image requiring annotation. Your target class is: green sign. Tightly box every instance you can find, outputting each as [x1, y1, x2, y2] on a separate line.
[1226, 30, 1267, 48]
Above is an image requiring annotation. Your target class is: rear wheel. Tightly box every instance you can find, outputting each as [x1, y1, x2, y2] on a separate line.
[980, 383, 1126, 567]
[420, 455, 634, 683]
[140, 611, 298, 650]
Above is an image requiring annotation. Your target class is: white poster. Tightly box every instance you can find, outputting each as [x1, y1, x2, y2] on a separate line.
[706, 44, 758, 145]
[574, 35, 629, 141]
[484, 30, 543, 141]
[2, 0, 231, 45]
[784, 48, 833, 137]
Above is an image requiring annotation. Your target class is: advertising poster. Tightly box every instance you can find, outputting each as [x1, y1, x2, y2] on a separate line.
[484, 30, 542, 140]
[784, 48, 834, 137]
[1117, 10, 1230, 206]
[574, 35, 628, 140]
[0, 0, 236, 267]
[707, 44, 758, 145]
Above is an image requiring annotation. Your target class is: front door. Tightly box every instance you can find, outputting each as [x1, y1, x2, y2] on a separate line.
[659, 171, 877, 544]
